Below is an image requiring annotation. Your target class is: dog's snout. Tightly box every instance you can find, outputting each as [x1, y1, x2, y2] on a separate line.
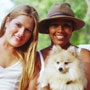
[59, 68, 63, 72]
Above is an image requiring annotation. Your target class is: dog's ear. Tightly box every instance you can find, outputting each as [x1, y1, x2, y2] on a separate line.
[67, 46, 77, 57]
[50, 45, 62, 55]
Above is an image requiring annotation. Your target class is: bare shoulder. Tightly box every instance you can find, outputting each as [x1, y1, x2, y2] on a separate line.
[40, 46, 52, 60]
[79, 48, 90, 62]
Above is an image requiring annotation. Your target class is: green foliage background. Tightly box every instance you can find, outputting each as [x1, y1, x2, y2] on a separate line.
[13, 0, 90, 50]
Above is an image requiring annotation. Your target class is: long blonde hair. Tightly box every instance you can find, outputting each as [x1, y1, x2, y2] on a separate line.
[0, 4, 39, 90]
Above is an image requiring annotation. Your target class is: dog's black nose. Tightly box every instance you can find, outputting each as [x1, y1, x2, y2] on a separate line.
[59, 68, 63, 71]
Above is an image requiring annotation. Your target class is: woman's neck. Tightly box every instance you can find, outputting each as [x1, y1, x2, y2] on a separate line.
[50, 42, 72, 50]
[61, 43, 72, 49]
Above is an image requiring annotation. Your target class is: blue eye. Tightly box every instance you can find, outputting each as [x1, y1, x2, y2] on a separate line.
[16, 23, 21, 27]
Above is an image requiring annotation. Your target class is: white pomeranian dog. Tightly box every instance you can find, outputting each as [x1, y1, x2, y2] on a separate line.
[37, 45, 87, 90]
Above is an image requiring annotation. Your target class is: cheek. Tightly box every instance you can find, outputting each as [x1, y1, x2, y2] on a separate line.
[69, 33, 72, 38]
[68, 32, 72, 37]
[49, 27, 56, 34]
[25, 33, 32, 41]
[49, 28, 56, 39]
[6, 24, 16, 34]
[66, 30, 72, 37]
[5, 27, 12, 36]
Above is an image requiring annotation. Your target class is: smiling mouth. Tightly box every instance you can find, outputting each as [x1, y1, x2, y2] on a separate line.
[14, 35, 22, 42]
[56, 35, 65, 40]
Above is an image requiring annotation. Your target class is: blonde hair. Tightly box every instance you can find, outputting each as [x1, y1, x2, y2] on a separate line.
[0, 4, 39, 90]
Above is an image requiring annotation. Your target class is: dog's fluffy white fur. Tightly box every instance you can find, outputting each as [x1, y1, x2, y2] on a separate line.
[37, 45, 87, 90]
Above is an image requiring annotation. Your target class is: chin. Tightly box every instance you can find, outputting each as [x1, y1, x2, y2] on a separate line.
[55, 41, 66, 47]
[37, 45, 87, 90]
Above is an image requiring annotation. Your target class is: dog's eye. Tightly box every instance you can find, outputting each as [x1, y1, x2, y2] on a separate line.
[64, 62, 69, 65]
[57, 62, 60, 64]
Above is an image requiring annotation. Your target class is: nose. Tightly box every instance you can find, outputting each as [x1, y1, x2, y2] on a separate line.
[59, 67, 63, 72]
[18, 27, 25, 37]
[56, 25, 63, 33]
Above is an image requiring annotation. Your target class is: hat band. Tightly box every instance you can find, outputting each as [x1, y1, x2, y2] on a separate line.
[47, 12, 72, 18]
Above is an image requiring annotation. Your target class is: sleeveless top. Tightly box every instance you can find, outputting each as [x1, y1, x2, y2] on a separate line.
[38, 47, 81, 71]
[78, 44, 90, 50]
[0, 61, 22, 90]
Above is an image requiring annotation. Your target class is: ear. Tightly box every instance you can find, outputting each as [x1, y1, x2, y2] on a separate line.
[67, 46, 77, 56]
[49, 45, 62, 55]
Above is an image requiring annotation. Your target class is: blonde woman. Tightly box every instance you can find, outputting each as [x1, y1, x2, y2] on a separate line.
[0, 4, 39, 90]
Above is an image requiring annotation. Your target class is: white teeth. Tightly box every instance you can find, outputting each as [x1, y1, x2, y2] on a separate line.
[14, 35, 22, 41]
[15, 36, 20, 39]
[56, 35, 64, 39]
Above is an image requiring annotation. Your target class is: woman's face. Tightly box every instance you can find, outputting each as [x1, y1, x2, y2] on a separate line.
[49, 20, 73, 47]
[4, 15, 34, 47]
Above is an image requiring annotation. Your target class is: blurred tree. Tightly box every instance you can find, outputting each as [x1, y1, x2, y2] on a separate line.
[13, 0, 90, 50]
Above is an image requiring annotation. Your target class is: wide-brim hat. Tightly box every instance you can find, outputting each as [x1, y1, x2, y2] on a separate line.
[39, 2, 85, 34]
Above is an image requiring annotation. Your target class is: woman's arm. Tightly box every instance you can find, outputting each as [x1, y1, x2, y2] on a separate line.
[80, 49, 90, 90]
[28, 75, 38, 90]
